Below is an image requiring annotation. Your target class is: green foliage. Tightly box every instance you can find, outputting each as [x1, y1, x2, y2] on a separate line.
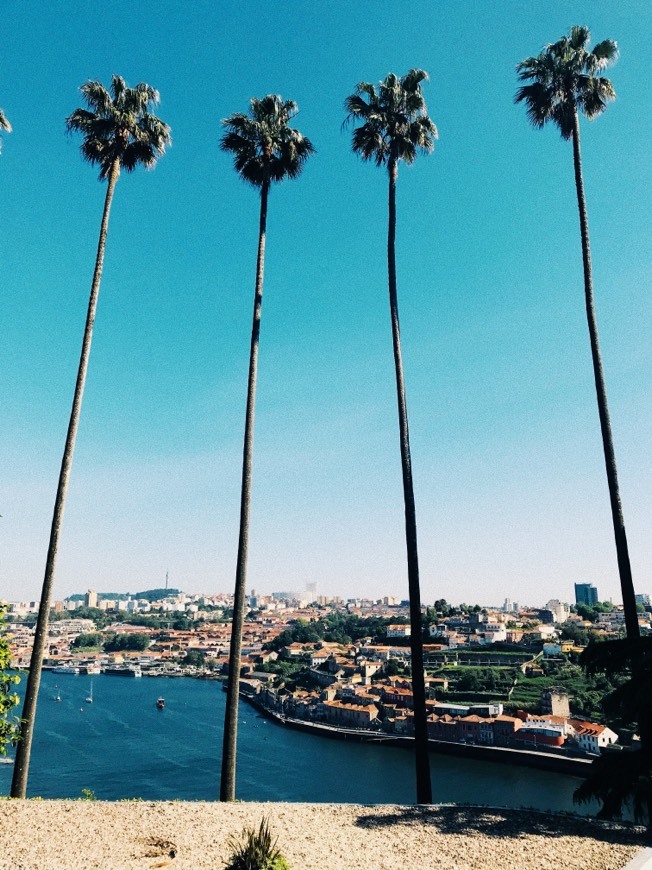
[220, 94, 314, 190]
[574, 602, 612, 623]
[79, 788, 96, 801]
[0, 605, 20, 755]
[224, 817, 289, 870]
[574, 637, 652, 829]
[67, 75, 171, 179]
[267, 613, 409, 652]
[385, 658, 401, 677]
[516, 25, 618, 140]
[508, 656, 627, 722]
[58, 606, 113, 628]
[133, 588, 180, 602]
[71, 632, 103, 649]
[103, 632, 150, 652]
[183, 649, 206, 667]
[559, 621, 588, 644]
[453, 667, 515, 694]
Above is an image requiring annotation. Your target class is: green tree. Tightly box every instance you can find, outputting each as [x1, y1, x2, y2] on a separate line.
[560, 621, 589, 644]
[0, 605, 20, 756]
[574, 637, 652, 831]
[219, 95, 314, 802]
[183, 649, 206, 667]
[345, 69, 437, 805]
[11, 76, 170, 799]
[516, 28, 638, 642]
[71, 632, 103, 649]
[103, 632, 150, 652]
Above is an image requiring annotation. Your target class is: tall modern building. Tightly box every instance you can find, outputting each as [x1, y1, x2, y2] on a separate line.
[574, 583, 598, 607]
[85, 589, 98, 609]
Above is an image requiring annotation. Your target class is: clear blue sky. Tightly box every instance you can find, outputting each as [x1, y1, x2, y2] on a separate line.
[1, 1, 650, 607]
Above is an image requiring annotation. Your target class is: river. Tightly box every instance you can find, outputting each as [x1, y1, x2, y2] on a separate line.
[0, 671, 593, 810]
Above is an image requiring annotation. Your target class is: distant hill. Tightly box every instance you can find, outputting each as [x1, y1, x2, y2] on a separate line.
[67, 588, 181, 603]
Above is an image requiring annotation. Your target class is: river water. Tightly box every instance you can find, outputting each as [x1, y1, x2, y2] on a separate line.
[0, 671, 592, 810]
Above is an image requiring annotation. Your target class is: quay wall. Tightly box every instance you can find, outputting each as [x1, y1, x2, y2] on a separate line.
[240, 691, 592, 778]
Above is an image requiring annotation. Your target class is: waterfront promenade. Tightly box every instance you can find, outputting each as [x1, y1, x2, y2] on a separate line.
[241, 690, 593, 777]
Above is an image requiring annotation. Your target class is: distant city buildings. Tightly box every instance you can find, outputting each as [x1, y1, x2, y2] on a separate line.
[574, 583, 598, 607]
[544, 600, 570, 623]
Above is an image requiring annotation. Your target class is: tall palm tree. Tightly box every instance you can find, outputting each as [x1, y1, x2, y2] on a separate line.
[10, 75, 170, 798]
[219, 95, 314, 802]
[0, 107, 11, 151]
[345, 69, 437, 804]
[516, 27, 639, 641]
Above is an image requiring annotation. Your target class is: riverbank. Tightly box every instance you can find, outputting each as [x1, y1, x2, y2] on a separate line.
[241, 691, 593, 777]
[0, 800, 644, 869]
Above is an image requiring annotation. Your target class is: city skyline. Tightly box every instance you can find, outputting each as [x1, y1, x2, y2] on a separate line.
[2, 2, 651, 607]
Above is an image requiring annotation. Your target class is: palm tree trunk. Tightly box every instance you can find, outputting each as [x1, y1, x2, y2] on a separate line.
[11, 158, 121, 798]
[387, 158, 432, 805]
[571, 112, 639, 641]
[220, 179, 269, 802]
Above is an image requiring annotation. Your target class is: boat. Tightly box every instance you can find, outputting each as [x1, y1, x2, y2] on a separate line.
[156, 697, 165, 710]
[52, 665, 80, 675]
[54, 684, 61, 702]
[0, 757, 14, 765]
[103, 665, 142, 678]
[85, 681, 93, 704]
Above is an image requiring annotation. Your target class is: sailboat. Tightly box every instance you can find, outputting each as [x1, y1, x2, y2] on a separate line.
[54, 685, 61, 702]
[85, 681, 93, 704]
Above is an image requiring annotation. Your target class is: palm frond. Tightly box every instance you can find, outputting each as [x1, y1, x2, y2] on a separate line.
[220, 94, 313, 189]
[67, 76, 170, 180]
[515, 26, 617, 137]
[345, 68, 436, 172]
[0, 108, 11, 133]
[574, 751, 651, 825]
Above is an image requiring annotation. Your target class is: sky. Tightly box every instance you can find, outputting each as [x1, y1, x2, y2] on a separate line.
[1, 1, 650, 608]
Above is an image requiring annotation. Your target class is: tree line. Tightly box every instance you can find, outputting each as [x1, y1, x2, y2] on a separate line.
[4, 26, 645, 821]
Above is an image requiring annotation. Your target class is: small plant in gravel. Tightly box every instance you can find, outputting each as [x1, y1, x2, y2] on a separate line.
[224, 817, 289, 870]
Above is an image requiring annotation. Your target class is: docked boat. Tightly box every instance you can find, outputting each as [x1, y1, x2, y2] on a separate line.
[52, 665, 80, 675]
[156, 697, 165, 710]
[103, 665, 142, 678]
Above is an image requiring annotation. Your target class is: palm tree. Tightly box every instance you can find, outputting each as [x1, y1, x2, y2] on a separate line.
[574, 637, 652, 831]
[516, 27, 639, 641]
[0, 107, 11, 151]
[345, 69, 437, 805]
[219, 95, 314, 802]
[10, 76, 170, 798]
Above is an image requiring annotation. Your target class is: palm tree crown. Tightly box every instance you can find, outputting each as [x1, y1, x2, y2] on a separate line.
[220, 94, 314, 188]
[344, 69, 437, 167]
[515, 25, 617, 139]
[66, 74, 170, 178]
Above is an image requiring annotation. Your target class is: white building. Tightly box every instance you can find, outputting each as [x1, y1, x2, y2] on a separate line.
[570, 721, 619, 754]
[387, 624, 411, 639]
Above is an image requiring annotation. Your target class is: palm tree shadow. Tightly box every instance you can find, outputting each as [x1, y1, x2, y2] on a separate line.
[354, 806, 645, 846]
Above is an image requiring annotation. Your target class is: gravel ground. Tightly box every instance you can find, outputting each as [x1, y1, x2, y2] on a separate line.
[0, 801, 646, 869]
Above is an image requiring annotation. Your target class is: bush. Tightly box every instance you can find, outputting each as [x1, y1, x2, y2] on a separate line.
[225, 817, 289, 870]
[0, 604, 20, 755]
